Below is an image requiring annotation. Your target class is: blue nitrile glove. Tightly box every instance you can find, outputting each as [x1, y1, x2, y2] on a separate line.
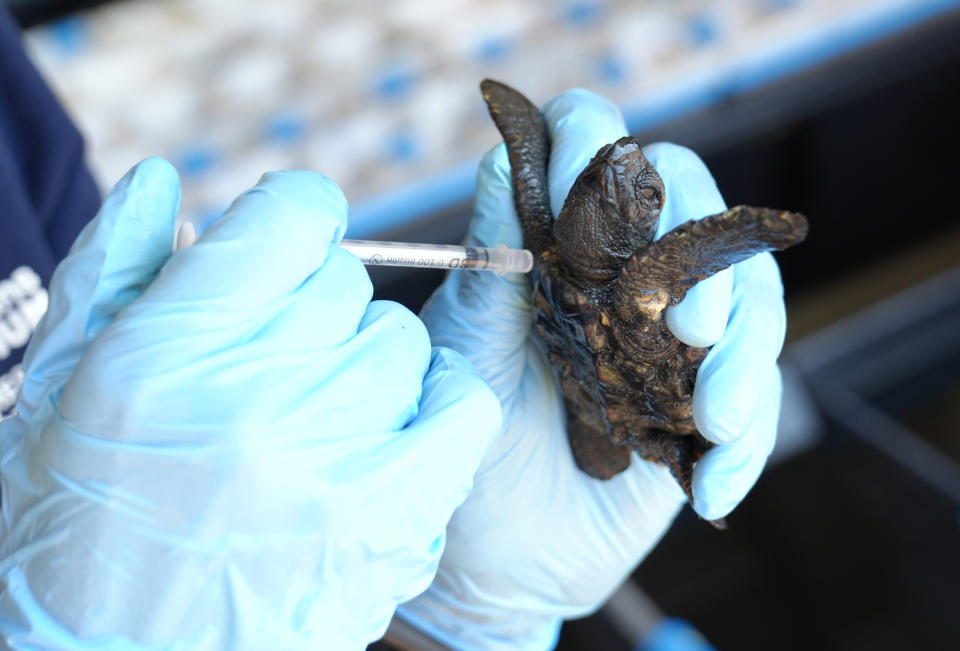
[396, 89, 787, 648]
[0, 158, 501, 650]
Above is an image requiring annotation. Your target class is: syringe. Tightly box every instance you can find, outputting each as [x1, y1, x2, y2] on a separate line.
[341, 239, 533, 274]
[174, 223, 533, 275]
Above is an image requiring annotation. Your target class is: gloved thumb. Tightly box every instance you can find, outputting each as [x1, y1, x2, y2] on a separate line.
[20, 157, 181, 407]
[642, 143, 732, 348]
[420, 146, 533, 399]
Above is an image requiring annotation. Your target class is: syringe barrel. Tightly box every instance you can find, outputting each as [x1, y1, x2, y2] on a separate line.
[340, 239, 532, 274]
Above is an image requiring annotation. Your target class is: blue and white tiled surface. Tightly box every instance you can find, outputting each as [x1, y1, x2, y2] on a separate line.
[24, 0, 959, 237]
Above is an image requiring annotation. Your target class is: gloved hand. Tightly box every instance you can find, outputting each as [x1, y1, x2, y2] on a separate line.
[0, 159, 502, 650]
[396, 90, 786, 648]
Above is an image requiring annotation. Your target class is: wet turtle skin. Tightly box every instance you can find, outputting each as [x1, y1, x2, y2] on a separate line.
[481, 80, 808, 522]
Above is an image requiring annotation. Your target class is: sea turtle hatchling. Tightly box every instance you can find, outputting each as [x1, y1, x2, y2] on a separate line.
[480, 80, 808, 524]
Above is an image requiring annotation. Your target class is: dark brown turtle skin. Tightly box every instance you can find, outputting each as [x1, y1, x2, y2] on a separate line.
[480, 79, 808, 523]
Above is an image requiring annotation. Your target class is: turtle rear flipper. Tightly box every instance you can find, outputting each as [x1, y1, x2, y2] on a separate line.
[643, 430, 728, 530]
[567, 415, 632, 479]
[614, 206, 808, 311]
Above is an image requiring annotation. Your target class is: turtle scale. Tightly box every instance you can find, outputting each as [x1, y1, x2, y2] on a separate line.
[480, 80, 809, 521]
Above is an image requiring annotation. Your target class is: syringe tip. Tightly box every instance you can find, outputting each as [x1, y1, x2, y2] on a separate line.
[491, 243, 534, 275]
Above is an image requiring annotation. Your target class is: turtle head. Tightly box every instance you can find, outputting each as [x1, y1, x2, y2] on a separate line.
[555, 137, 664, 288]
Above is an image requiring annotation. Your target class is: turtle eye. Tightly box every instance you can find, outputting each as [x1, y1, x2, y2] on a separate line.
[635, 183, 663, 209]
[632, 170, 664, 208]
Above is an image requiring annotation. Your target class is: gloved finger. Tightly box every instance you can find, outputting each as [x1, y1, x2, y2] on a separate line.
[70, 296, 429, 445]
[371, 346, 501, 514]
[146, 170, 348, 310]
[469, 144, 524, 251]
[23, 157, 180, 384]
[643, 142, 733, 348]
[315, 345, 500, 560]
[304, 299, 433, 436]
[420, 146, 534, 396]
[542, 88, 629, 218]
[253, 245, 373, 350]
[96, 247, 374, 390]
[455, 145, 531, 306]
[692, 252, 786, 444]
[691, 364, 782, 521]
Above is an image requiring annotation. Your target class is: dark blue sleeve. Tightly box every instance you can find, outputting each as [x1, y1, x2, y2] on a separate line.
[0, 6, 101, 416]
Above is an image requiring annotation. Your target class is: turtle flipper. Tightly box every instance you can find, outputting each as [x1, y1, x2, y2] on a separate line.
[614, 206, 808, 310]
[642, 430, 728, 530]
[480, 79, 554, 256]
[567, 414, 632, 479]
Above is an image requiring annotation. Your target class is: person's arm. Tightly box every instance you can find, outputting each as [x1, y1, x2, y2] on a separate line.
[0, 5, 100, 417]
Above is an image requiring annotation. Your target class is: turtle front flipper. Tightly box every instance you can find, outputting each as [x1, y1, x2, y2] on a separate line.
[480, 79, 554, 255]
[613, 206, 808, 315]
[567, 413, 632, 479]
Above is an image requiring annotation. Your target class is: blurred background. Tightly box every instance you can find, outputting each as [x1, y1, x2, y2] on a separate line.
[7, 0, 960, 648]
